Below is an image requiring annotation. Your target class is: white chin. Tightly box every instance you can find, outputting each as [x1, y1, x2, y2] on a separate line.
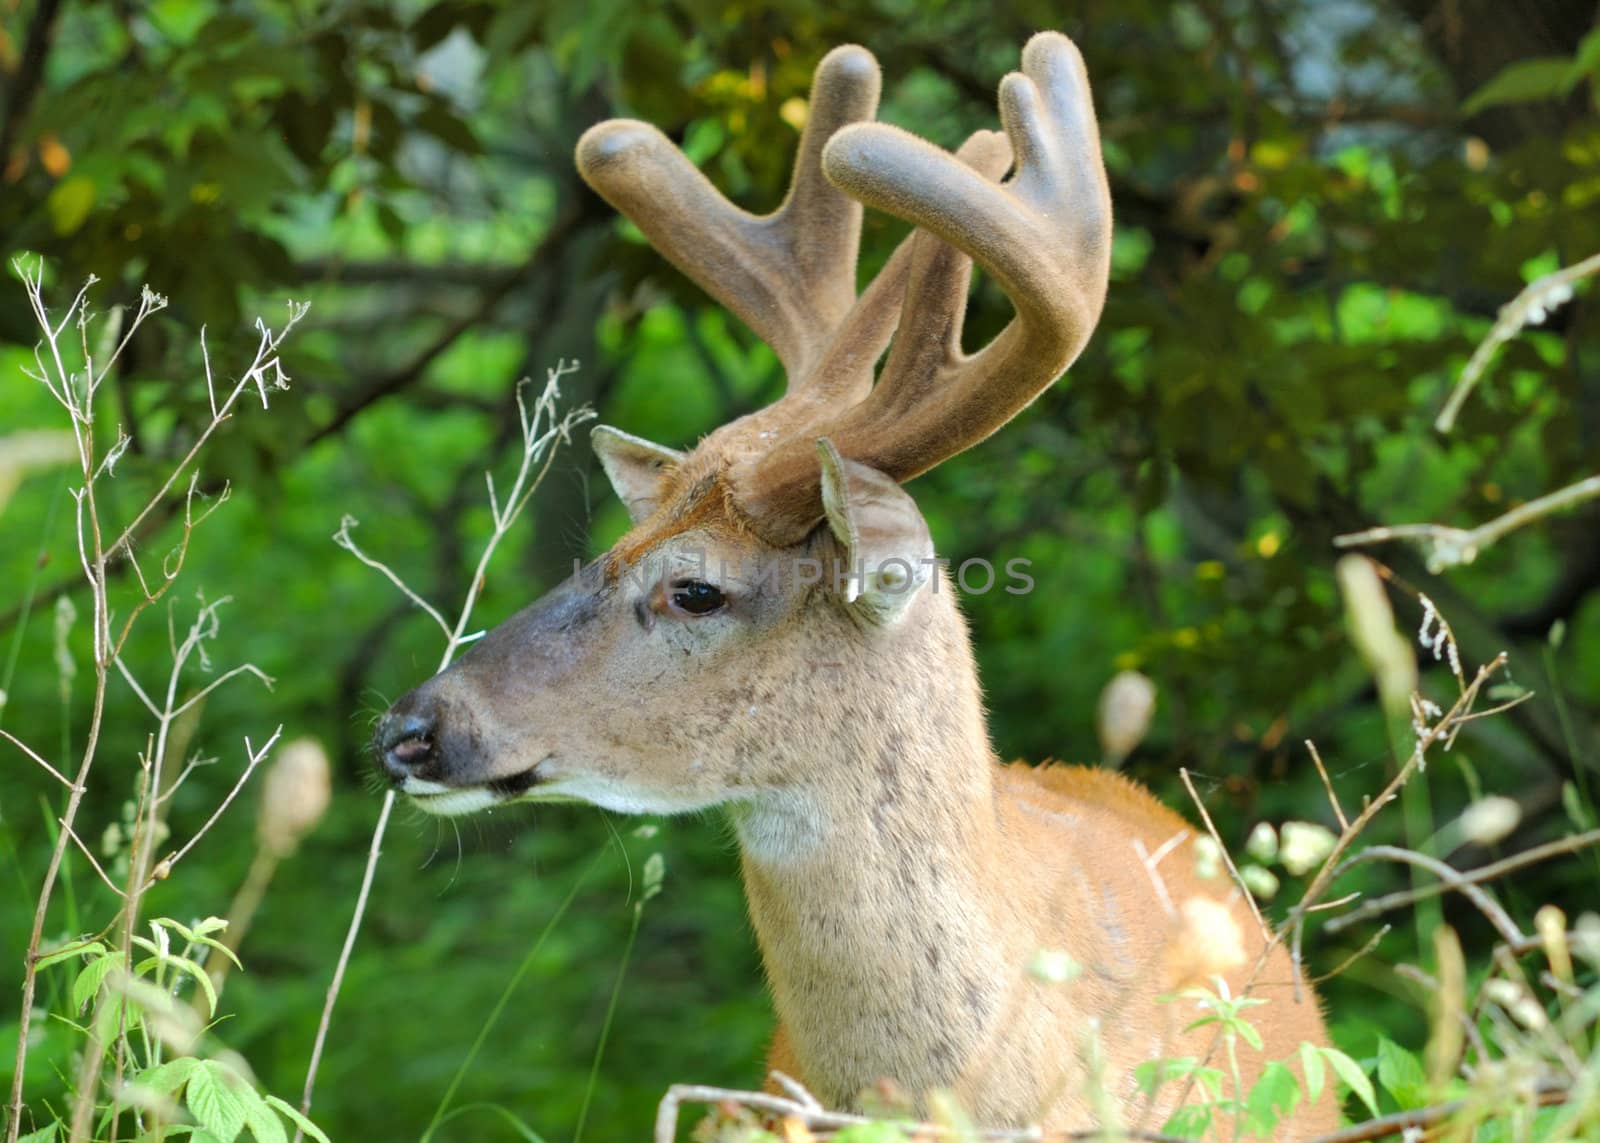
[408, 787, 501, 817]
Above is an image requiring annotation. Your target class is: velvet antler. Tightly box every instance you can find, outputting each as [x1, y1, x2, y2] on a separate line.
[577, 32, 1110, 545]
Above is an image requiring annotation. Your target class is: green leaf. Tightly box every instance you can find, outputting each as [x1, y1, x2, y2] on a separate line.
[1134, 1057, 1188, 1098]
[46, 177, 96, 235]
[72, 954, 121, 1014]
[1162, 1103, 1214, 1140]
[1562, 781, 1594, 830]
[170, 954, 220, 1016]
[131, 1055, 200, 1097]
[1377, 1038, 1429, 1109]
[261, 1096, 330, 1143]
[1231, 1015, 1265, 1052]
[1298, 1040, 1326, 1104]
[36, 941, 106, 971]
[1573, 27, 1600, 80]
[135, 953, 219, 1015]
[1463, 58, 1579, 115]
[187, 1061, 247, 1143]
[1320, 1046, 1379, 1118]
[94, 992, 145, 1041]
[191, 934, 242, 972]
[233, 1082, 286, 1143]
[1245, 1061, 1301, 1136]
[18, 1123, 59, 1142]
[157, 917, 197, 944]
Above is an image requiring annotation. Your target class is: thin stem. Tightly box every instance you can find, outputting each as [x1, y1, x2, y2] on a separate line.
[331, 517, 451, 639]
[1179, 769, 1267, 940]
[1435, 250, 1600, 433]
[1305, 740, 1349, 832]
[7, 272, 299, 1143]
[0, 729, 77, 790]
[294, 789, 394, 1133]
[573, 899, 645, 1143]
[54, 817, 127, 901]
[102, 302, 307, 566]
[1335, 475, 1600, 573]
[422, 851, 607, 1140]
[1322, 829, 1600, 936]
[11, 279, 115, 1143]
[146, 729, 282, 888]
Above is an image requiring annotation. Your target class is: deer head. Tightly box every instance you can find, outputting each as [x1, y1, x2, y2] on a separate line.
[376, 34, 1335, 1132]
[376, 32, 1111, 817]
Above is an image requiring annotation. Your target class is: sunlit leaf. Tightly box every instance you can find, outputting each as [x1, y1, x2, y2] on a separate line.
[1463, 57, 1580, 115]
[186, 1061, 247, 1143]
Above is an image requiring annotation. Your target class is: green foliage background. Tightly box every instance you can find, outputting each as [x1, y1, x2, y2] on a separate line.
[2, 0, 1598, 1138]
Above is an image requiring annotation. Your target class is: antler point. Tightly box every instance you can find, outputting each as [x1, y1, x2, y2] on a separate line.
[575, 119, 664, 180]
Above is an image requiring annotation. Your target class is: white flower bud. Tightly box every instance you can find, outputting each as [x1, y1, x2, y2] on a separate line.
[1097, 670, 1156, 765]
[1280, 820, 1337, 876]
[1245, 822, 1278, 863]
[1457, 796, 1520, 846]
[1240, 864, 1279, 901]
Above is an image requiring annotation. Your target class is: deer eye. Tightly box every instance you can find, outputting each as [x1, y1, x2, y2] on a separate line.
[670, 580, 726, 615]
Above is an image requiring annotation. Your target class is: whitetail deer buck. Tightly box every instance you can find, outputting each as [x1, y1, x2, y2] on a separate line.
[378, 32, 1335, 1135]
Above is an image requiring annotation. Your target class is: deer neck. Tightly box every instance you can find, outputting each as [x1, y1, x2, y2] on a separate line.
[729, 586, 1015, 1108]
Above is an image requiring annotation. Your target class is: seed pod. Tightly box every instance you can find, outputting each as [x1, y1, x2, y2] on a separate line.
[258, 738, 331, 857]
[1096, 670, 1156, 765]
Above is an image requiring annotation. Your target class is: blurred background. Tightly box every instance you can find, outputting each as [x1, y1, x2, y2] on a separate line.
[2, 0, 1597, 1138]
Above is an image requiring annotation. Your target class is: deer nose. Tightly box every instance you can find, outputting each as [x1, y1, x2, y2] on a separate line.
[378, 709, 439, 784]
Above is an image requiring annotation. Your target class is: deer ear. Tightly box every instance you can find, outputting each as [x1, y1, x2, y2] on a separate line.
[593, 426, 684, 523]
[817, 439, 934, 624]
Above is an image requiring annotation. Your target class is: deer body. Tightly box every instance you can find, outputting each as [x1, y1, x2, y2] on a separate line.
[378, 33, 1335, 1135]
[728, 555, 1327, 1129]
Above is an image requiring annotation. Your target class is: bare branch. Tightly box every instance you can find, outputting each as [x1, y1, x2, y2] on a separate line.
[1311, 924, 1389, 985]
[56, 818, 127, 901]
[147, 728, 282, 888]
[653, 1077, 1196, 1142]
[1179, 768, 1267, 939]
[1436, 250, 1600, 433]
[0, 728, 77, 790]
[296, 788, 395, 1133]
[172, 663, 276, 718]
[1327, 844, 1526, 949]
[1323, 830, 1600, 936]
[331, 516, 451, 641]
[1305, 740, 1349, 831]
[112, 656, 163, 719]
[1335, 475, 1600, 573]
[102, 298, 308, 566]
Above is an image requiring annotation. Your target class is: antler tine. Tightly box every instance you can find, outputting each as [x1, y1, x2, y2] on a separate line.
[575, 46, 881, 381]
[730, 32, 1110, 541]
[774, 129, 1013, 416]
[864, 129, 1014, 416]
[821, 31, 1111, 479]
